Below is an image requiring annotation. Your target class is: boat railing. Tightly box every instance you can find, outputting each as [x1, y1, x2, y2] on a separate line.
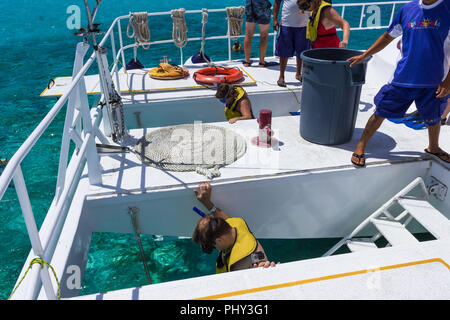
[0, 40, 110, 300]
[107, 1, 407, 94]
[1, 1, 408, 300]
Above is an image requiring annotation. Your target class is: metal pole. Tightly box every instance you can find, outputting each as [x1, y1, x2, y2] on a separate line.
[128, 207, 152, 285]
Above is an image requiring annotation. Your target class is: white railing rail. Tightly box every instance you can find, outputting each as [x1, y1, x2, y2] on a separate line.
[333, 1, 408, 31]
[1, 1, 408, 299]
[106, 1, 408, 85]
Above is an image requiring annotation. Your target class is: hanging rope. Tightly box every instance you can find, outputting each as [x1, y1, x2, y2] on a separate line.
[9, 257, 61, 300]
[199, 8, 212, 65]
[127, 12, 151, 61]
[226, 6, 245, 40]
[171, 8, 188, 48]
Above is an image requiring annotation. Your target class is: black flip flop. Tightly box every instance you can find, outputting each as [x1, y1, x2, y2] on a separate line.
[258, 61, 279, 67]
[242, 60, 252, 67]
[351, 153, 365, 167]
[277, 79, 286, 87]
[424, 149, 450, 164]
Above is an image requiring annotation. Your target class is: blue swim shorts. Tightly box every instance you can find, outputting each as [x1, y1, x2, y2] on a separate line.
[245, 0, 272, 25]
[374, 84, 448, 126]
[275, 26, 310, 59]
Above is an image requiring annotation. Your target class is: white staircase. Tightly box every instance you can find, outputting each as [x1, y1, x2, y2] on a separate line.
[323, 177, 450, 256]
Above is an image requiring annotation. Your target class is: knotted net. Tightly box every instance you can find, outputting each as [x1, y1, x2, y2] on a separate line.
[134, 124, 247, 179]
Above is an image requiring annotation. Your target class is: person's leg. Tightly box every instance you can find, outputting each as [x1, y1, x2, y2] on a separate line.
[415, 88, 450, 162]
[278, 57, 288, 86]
[293, 27, 309, 81]
[244, 22, 257, 65]
[257, 23, 270, 65]
[351, 84, 412, 166]
[351, 114, 385, 166]
[296, 57, 302, 80]
[425, 123, 450, 162]
[274, 26, 294, 86]
[442, 99, 450, 124]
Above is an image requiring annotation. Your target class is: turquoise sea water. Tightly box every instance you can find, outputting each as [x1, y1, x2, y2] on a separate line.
[0, 0, 405, 299]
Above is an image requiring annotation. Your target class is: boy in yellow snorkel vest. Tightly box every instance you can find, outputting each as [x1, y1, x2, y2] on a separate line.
[192, 182, 279, 272]
[215, 83, 254, 124]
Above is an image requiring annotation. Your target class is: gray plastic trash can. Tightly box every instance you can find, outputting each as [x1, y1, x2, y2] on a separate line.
[299, 48, 371, 145]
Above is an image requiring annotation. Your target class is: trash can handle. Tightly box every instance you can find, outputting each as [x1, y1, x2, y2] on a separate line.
[345, 56, 372, 86]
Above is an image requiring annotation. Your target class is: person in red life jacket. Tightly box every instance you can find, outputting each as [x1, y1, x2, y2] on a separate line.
[297, 0, 350, 49]
[192, 182, 279, 272]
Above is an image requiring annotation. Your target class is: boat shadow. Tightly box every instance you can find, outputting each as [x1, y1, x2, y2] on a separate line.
[329, 127, 425, 161]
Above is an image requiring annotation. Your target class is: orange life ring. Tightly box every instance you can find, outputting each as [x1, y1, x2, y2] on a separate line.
[193, 67, 243, 84]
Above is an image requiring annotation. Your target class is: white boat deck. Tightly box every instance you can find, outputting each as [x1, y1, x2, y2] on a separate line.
[85, 41, 449, 198]
[40, 57, 303, 101]
[34, 41, 450, 300]
[91, 95, 450, 198]
[74, 237, 450, 300]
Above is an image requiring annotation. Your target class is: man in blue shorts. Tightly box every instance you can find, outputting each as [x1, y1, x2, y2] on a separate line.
[348, 0, 450, 166]
[244, 0, 273, 67]
[273, 0, 310, 87]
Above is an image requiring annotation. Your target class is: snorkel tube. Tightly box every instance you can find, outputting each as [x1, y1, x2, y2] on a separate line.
[193, 206, 207, 217]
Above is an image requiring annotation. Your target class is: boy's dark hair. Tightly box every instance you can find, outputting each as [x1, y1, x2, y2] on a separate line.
[215, 83, 234, 99]
[192, 216, 232, 253]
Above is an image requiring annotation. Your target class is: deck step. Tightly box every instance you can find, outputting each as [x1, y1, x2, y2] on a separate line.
[398, 198, 450, 239]
[371, 218, 419, 246]
[346, 239, 378, 252]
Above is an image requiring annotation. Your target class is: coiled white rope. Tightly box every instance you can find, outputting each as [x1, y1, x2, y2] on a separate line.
[226, 6, 245, 40]
[134, 124, 247, 179]
[171, 8, 188, 48]
[127, 12, 151, 61]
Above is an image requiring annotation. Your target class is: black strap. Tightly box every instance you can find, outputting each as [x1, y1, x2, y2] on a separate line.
[317, 32, 337, 38]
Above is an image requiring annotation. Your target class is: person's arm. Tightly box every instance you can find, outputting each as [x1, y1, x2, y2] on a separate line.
[229, 98, 253, 124]
[436, 71, 450, 98]
[347, 32, 395, 67]
[323, 7, 350, 48]
[194, 182, 230, 220]
[273, 0, 281, 32]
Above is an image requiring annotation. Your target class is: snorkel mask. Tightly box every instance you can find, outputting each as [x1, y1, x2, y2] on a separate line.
[217, 84, 233, 104]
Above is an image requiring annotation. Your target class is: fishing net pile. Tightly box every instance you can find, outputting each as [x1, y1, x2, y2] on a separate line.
[134, 124, 247, 179]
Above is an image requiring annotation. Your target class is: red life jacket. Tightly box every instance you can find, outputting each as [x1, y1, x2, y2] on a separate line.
[312, 21, 340, 49]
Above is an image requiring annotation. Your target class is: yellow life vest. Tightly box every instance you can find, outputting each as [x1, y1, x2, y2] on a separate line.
[306, 1, 332, 42]
[216, 217, 257, 273]
[224, 86, 246, 121]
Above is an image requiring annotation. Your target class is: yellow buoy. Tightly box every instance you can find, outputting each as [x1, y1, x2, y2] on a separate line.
[149, 63, 189, 80]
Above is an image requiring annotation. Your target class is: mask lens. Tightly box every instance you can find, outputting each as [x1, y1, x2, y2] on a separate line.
[219, 97, 227, 103]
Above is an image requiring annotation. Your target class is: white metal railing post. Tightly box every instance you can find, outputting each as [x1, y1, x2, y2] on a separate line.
[117, 19, 126, 71]
[359, 5, 366, 29]
[389, 3, 397, 26]
[56, 42, 91, 200]
[227, 18, 232, 62]
[110, 28, 122, 95]
[77, 73, 103, 186]
[12, 166, 57, 300]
